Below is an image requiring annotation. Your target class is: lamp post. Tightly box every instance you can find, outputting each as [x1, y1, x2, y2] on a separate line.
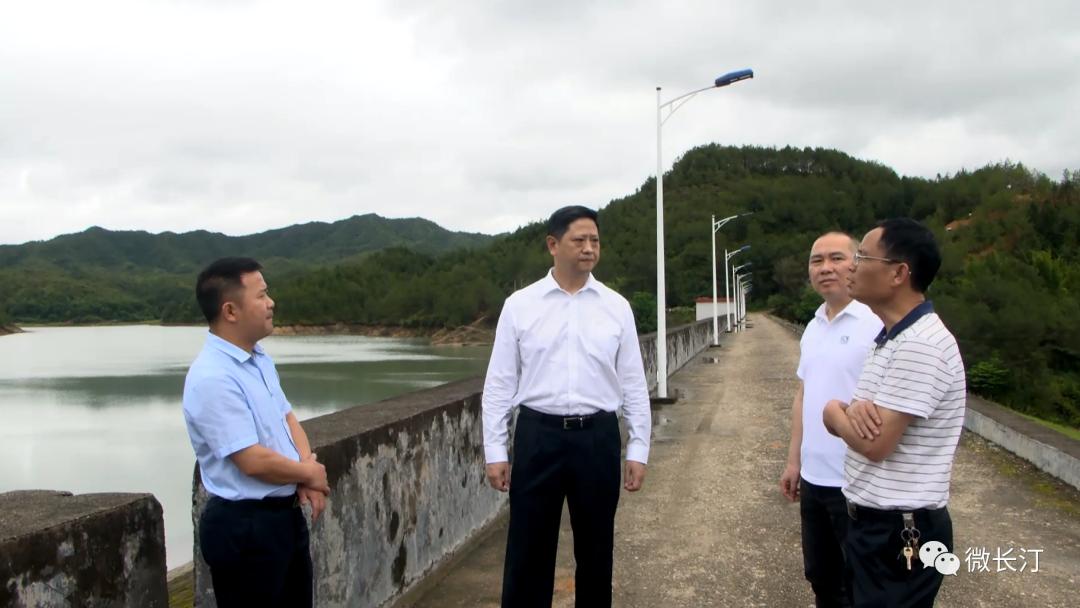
[737, 273, 753, 330]
[710, 213, 751, 346]
[732, 264, 751, 333]
[724, 249, 749, 332]
[655, 68, 754, 399]
[738, 278, 756, 330]
[740, 280, 752, 328]
[742, 280, 753, 327]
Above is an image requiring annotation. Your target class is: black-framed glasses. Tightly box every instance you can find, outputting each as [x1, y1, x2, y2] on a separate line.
[853, 252, 903, 266]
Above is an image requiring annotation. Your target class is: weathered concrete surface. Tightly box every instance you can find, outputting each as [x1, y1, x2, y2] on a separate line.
[0, 490, 167, 608]
[410, 313, 1080, 607]
[964, 394, 1080, 491]
[193, 378, 503, 608]
[639, 320, 712, 394]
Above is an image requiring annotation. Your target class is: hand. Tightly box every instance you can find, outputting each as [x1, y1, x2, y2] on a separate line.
[624, 461, 647, 492]
[301, 455, 330, 495]
[298, 485, 328, 522]
[779, 462, 800, 502]
[845, 399, 882, 440]
[486, 462, 510, 492]
[297, 453, 328, 520]
[823, 399, 846, 436]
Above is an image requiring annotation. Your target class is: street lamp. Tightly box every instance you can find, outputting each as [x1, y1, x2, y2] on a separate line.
[732, 264, 751, 333]
[742, 280, 753, 327]
[724, 249, 749, 332]
[740, 279, 753, 329]
[710, 213, 752, 346]
[655, 68, 754, 399]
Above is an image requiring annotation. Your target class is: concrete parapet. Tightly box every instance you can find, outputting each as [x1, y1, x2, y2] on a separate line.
[639, 320, 712, 394]
[0, 490, 167, 608]
[964, 394, 1080, 491]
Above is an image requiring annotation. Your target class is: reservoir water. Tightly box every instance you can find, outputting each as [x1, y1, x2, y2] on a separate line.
[0, 325, 491, 569]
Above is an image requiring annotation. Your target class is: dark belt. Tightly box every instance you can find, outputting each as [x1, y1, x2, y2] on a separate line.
[846, 499, 945, 522]
[519, 405, 615, 430]
[209, 494, 299, 512]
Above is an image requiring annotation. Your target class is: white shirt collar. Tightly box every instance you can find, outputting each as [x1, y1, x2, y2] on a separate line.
[814, 299, 869, 324]
[542, 268, 599, 295]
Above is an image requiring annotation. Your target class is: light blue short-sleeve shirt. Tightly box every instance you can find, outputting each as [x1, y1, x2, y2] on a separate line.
[183, 331, 300, 500]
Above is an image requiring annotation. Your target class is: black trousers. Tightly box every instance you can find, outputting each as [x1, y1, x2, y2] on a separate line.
[199, 495, 313, 608]
[502, 406, 622, 608]
[800, 478, 853, 608]
[844, 503, 953, 608]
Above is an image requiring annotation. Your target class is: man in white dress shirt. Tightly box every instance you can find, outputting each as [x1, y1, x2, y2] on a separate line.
[780, 232, 882, 607]
[482, 205, 651, 608]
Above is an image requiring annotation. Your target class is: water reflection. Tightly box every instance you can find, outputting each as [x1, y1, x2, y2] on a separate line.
[0, 326, 490, 569]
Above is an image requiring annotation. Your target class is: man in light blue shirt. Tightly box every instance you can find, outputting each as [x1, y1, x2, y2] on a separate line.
[183, 257, 329, 608]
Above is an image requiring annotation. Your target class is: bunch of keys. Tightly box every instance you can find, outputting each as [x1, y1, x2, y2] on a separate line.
[899, 513, 921, 571]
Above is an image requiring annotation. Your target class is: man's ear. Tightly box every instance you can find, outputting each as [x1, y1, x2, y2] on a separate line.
[891, 263, 911, 288]
[220, 300, 239, 323]
[546, 235, 558, 256]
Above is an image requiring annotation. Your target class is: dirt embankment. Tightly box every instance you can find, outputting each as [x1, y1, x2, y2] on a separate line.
[272, 319, 494, 346]
[272, 323, 431, 338]
[0, 325, 23, 336]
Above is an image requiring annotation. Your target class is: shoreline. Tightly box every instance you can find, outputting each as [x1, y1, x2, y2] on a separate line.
[273, 323, 494, 346]
[0, 321, 494, 346]
[272, 323, 434, 338]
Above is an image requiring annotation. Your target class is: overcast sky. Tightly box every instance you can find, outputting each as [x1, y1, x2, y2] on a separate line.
[2, 0, 1078, 245]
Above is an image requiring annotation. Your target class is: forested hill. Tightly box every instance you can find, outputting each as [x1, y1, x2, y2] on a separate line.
[0, 213, 493, 273]
[0, 214, 493, 322]
[1, 145, 1077, 426]
[268, 144, 1080, 427]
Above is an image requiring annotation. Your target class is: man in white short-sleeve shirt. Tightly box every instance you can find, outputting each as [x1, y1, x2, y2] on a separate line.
[823, 219, 965, 607]
[780, 232, 882, 607]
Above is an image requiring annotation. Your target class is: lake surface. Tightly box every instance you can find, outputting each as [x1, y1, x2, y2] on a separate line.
[0, 325, 491, 569]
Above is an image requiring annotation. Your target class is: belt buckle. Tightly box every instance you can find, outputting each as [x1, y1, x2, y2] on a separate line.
[563, 416, 584, 430]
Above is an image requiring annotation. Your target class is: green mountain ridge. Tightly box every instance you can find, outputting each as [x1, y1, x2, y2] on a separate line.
[269, 144, 1080, 428]
[0, 213, 493, 324]
[0, 213, 494, 273]
[1, 144, 1077, 426]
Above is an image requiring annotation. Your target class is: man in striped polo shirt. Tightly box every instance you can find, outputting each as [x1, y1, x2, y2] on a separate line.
[823, 218, 966, 607]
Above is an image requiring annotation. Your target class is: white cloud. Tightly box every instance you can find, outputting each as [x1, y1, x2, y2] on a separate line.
[1, 0, 1078, 244]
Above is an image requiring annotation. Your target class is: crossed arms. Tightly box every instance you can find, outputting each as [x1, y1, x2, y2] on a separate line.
[823, 399, 914, 463]
[230, 412, 330, 520]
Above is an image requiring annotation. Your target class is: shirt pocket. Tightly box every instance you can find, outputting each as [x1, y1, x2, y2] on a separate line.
[582, 312, 622, 364]
[520, 312, 566, 364]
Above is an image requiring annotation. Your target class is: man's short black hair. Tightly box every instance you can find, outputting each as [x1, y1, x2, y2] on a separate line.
[876, 218, 941, 293]
[196, 257, 263, 324]
[547, 205, 599, 239]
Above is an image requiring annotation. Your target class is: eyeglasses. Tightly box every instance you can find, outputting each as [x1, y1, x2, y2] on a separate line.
[853, 252, 903, 267]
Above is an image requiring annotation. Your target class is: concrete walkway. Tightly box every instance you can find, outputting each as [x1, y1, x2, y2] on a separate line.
[410, 313, 1080, 607]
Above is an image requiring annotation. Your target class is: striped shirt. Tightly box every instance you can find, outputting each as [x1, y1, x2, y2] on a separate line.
[843, 301, 966, 510]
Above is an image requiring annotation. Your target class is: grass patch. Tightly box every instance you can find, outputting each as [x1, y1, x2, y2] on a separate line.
[168, 568, 194, 608]
[1014, 411, 1080, 442]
